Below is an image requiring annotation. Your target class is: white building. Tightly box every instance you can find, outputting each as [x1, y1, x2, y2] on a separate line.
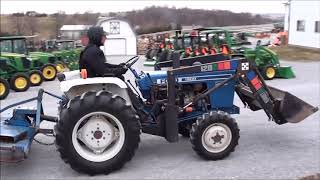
[284, 0, 320, 49]
[97, 17, 137, 56]
[60, 25, 92, 40]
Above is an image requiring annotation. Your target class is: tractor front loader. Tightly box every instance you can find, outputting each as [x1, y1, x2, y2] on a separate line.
[0, 55, 317, 175]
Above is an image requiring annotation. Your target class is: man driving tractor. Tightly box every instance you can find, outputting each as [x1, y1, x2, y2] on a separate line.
[79, 26, 127, 78]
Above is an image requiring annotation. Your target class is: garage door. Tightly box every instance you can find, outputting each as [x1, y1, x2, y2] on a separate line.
[104, 38, 126, 55]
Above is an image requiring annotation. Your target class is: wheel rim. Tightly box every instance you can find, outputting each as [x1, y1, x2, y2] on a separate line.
[72, 111, 125, 162]
[56, 63, 65, 73]
[15, 77, 27, 89]
[201, 123, 232, 153]
[0, 82, 6, 96]
[30, 73, 41, 84]
[266, 67, 275, 79]
[42, 66, 56, 79]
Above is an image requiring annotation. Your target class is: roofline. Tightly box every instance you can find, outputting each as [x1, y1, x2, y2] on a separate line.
[55, 39, 75, 42]
[0, 35, 37, 40]
[96, 17, 129, 26]
[96, 16, 137, 37]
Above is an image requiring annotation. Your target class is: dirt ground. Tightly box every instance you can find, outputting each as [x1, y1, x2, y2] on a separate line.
[269, 46, 320, 61]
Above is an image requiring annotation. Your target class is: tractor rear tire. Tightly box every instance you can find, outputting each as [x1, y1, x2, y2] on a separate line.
[190, 111, 239, 160]
[10, 73, 30, 92]
[41, 64, 57, 81]
[56, 91, 141, 175]
[0, 78, 10, 100]
[29, 70, 43, 86]
[262, 65, 276, 80]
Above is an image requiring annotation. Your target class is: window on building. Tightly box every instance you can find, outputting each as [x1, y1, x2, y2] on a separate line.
[109, 21, 120, 35]
[315, 21, 320, 33]
[297, 20, 305, 32]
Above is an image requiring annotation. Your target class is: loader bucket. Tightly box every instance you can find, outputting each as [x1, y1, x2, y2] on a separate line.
[269, 86, 318, 124]
[275, 66, 295, 79]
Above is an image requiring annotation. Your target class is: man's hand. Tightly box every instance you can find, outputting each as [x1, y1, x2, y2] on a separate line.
[114, 67, 128, 76]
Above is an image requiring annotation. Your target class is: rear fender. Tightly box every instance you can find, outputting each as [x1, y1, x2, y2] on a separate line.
[60, 77, 131, 105]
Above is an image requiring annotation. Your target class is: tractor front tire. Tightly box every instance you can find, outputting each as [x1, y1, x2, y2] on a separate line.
[190, 111, 239, 160]
[41, 64, 57, 81]
[0, 78, 10, 100]
[55, 62, 66, 73]
[10, 73, 30, 92]
[56, 91, 141, 175]
[29, 70, 43, 86]
[262, 65, 276, 80]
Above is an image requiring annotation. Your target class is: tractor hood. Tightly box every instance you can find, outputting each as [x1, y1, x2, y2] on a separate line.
[30, 52, 55, 57]
[0, 52, 26, 58]
[29, 52, 55, 58]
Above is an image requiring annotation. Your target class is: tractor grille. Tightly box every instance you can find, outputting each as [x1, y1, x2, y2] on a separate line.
[0, 60, 7, 71]
[21, 57, 31, 69]
[49, 57, 56, 64]
[34, 61, 44, 68]
[0, 59, 7, 67]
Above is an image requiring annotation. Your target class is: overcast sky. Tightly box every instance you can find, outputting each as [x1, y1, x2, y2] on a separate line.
[1, 0, 287, 14]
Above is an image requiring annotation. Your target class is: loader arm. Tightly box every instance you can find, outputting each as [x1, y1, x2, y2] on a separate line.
[174, 58, 318, 125]
[233, 59, 318, 124]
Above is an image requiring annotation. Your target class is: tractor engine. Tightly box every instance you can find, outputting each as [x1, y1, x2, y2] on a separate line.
[149, 83, 208, 110]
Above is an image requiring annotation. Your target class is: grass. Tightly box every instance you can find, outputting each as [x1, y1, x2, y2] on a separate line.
[269, 46, 320, 61]
[299, 173, 320, 180]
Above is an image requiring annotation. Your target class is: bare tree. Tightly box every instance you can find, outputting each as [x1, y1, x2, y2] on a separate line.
[53, 11, 66, 38]
[25, 16, 38, 35]
[12, 13, 24, 35]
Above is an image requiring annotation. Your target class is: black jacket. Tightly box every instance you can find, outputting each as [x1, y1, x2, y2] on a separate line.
[79, 27, 124, 77]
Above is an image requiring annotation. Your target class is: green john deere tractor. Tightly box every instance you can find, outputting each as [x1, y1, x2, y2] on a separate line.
[241, 45, 295, 80]
[43, 39, 81, 71]
[0, 55, 32, 99]
[0, 36, 57, 81]
[26, 37, 67, 74]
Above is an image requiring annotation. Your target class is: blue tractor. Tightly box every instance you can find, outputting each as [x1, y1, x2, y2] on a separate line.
[0, 54, 318, 175]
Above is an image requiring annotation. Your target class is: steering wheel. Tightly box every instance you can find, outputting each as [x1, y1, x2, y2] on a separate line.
[122, 56, 140, 78]
[124, 55, 139, 69]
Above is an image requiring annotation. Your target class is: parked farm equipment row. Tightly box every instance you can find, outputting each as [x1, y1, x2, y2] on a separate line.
[144, 28, 295, 80]
[0, 36, 82, 99]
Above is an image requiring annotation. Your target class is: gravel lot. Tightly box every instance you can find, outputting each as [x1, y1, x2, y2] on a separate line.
[1, 57, 319, 179]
